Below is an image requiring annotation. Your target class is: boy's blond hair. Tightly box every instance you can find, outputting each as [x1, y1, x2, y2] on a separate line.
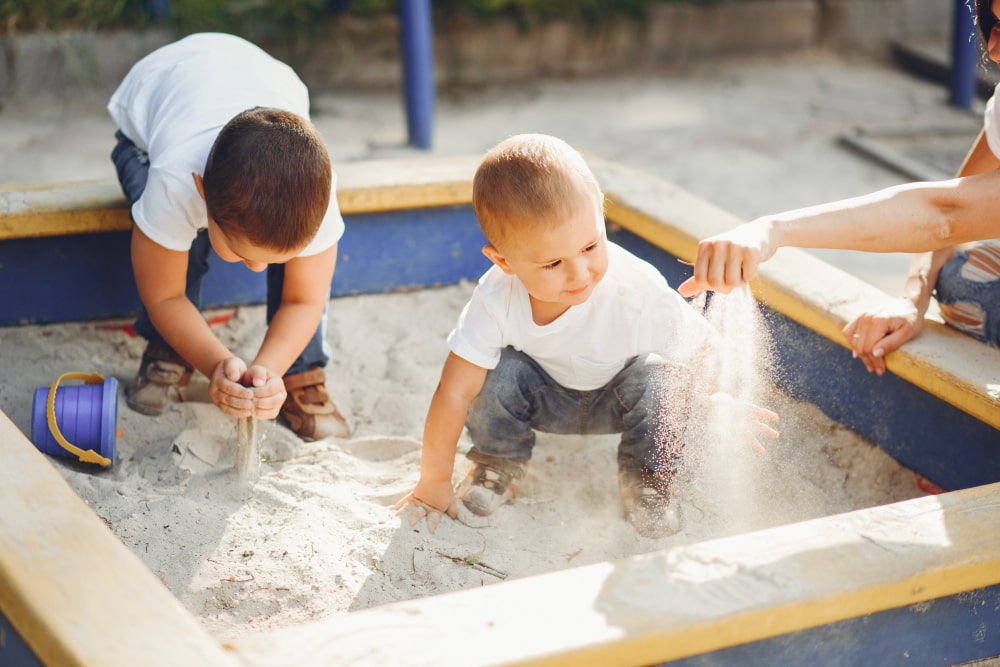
[473, 134, 603, 250]
[203, 107, 331, 253]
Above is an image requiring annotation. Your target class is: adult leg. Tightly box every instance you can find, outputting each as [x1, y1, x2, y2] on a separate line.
[935, 240, 1000, 346]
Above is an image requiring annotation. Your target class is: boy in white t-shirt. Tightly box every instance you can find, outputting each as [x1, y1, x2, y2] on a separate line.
[108, 33, 348, 441]
[397, 134, 778, 538]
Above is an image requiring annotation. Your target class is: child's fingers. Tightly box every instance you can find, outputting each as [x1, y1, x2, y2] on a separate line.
[754, 422, 780, 439]
[754, 406, 780, 422]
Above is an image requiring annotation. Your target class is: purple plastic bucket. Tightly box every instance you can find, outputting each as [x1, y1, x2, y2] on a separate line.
[30, 376, 118, 467]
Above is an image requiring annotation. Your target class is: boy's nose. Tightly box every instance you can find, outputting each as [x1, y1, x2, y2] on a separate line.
[243, 259, 268, 272]
[567, 259, 589, 284]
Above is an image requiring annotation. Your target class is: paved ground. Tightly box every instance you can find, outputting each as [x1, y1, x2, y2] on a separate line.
[0, 49, 985, 294]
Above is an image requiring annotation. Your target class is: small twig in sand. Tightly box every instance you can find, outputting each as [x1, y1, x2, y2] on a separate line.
[435, 533, 507, 580]
[435, 551, 508, 580]
[221, 573, 255, 584]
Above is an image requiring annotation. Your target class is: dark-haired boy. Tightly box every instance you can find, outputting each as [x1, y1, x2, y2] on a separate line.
[109, 32, 348, 440]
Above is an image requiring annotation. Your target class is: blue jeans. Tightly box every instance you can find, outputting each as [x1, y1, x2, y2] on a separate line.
[465, 348, 692, 476]
[111, 130, 329, 374]
[935, 240, 1000, 347]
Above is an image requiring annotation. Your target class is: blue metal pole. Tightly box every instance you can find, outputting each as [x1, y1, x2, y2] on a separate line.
[399, 0, 435, 149]
[950, 0, 978, 109]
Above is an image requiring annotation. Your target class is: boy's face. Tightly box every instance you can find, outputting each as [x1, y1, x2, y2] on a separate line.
[485, 190, 609, 313]
[194, 172, 301, 271]
[207, 219, 300, 272]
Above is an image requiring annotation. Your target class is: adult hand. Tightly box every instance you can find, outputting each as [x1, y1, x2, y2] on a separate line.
[842, 299, 922, 376]
[678, 220, 776, 297]
[395, 479, 458, 534]
[209, 356, 255, 418]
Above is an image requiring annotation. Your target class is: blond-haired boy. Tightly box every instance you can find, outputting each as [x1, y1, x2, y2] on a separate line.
[398, 134, 776, 538]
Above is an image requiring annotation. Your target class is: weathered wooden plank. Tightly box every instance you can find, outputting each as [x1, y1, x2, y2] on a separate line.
[0, 412, 238, 667]
[227, 483, 1000, 667]
[0, 156, 478, 240]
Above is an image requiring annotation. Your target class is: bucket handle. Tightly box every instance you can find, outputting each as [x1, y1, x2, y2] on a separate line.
[45, 372, 113, 467]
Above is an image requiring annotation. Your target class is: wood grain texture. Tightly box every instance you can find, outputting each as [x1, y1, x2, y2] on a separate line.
[228, 483, 1000, 667]
[0, 411, 238, 667]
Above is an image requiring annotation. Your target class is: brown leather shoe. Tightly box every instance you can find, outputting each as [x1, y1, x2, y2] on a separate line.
[126, 340, 193, 416]
[280, 367, 350, 441]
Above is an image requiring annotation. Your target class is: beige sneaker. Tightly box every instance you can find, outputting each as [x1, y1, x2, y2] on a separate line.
[455, 454, 527, 516]
[279, 367, 350, 441]
[126, 340, 193, 416]
[618, 468, 681, 539]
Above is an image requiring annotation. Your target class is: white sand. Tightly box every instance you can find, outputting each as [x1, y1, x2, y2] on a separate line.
[0, 282, 927, 642]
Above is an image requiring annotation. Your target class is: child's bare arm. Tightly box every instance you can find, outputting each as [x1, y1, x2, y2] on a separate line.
[396, 352, 488, 532]
[243, 245, 338, 416]
[131, 227, 255, 416]
[252, 245, 337, 377]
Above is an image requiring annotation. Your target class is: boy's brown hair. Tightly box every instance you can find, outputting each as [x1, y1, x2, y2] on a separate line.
[473, 133, 603, 250]
[202, 107, 332, 252]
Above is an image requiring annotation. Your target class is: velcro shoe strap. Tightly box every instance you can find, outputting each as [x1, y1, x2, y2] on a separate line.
[283, 367, 327, 391]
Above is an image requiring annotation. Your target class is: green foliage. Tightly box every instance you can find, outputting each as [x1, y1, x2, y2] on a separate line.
[1, 0, 147, 32]
[0, 0, 697, 35]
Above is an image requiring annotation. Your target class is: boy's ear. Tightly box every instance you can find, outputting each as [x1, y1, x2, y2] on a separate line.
[482, 244, 515, 274]
[192, 172, 205, 201]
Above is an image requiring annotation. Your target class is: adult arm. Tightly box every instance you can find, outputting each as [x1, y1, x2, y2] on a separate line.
[844, 129, 1000, 374]
[678, 166, 1000, 297]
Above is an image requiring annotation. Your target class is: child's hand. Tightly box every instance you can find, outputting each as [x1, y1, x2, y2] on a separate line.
[241, 365, 287, 420]
[209, 357, 255, 418]
[395, 479, 458, 533]
[709, 392, 780, 452]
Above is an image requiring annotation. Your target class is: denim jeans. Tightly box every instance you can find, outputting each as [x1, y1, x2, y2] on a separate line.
[935, 240, 1000, 347]
[111, 130, 329, 374]
[465, 347, 693, 475]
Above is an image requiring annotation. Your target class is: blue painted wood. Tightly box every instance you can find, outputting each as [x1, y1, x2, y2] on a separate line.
[0, 212, 995, 489]
[0, 612, 43, 667]
[0, 206, 488, 326]
[659, 583, 1000, 667]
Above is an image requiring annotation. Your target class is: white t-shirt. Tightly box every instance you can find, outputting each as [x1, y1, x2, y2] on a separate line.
[107, 32, 344, 256]
[447, 242, 716, 391]
[983, 82, 1000, 159]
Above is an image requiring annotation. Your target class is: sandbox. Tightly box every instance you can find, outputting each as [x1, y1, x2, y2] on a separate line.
[0, 156, 998, 667]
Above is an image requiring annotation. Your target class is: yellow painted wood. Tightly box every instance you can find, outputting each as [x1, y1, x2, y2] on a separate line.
[2, 155, 997, 428]
[0, 411, 238, 667]
[0, 156, 477, 240]
[228, 483, 1000, 667]
[1, 155, 998, 667]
